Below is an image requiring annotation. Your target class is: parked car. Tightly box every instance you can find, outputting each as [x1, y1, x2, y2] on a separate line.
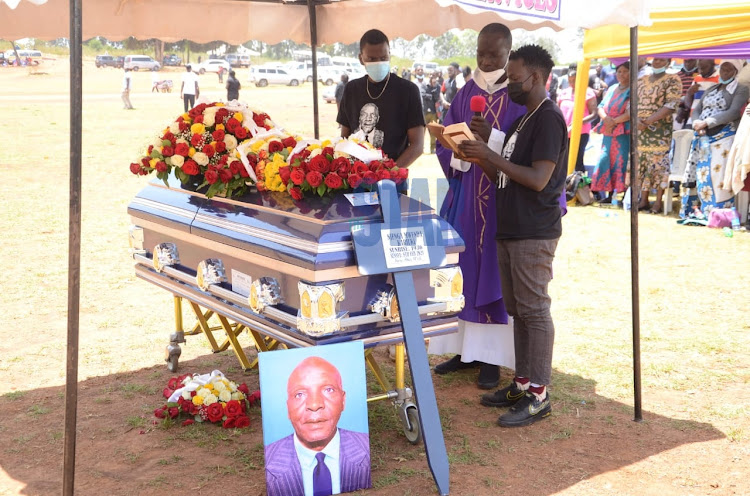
[95, 55, 123, 68]
[322, 85, 336, 103]
[123, 55, 160, 71]
[194, 59, 231, 74]
[162, 54, 182, 66]
[318, 66, 348, 86]
[249, 65, 305, 87]
[4, 49, 43, 66]
[225, 53, 251, 68]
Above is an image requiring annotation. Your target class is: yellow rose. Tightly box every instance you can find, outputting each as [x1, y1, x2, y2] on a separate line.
[149, 158, 158, 169]
[189, 147, 196, 157]
[216, 124, 225, 131]
[190, 123, 206, 135]
[192, 395, 204, 406]
[204, 383, 214, 390]
[321, 139, 332, 148]
[234, 112, 244, 122]
[251, 140, 265, 153]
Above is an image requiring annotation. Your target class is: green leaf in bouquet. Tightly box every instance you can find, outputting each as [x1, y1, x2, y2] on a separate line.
[280, 148, 290, 159]
[174, 167, 188, 183]
[162, 139, 172, 147]
[166, 402, 179, 408]
[317, 184, 327, 197]
[206, 181, 222, 198]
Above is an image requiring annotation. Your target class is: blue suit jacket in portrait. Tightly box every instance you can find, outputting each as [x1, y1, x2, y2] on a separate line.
[264, 428, 371, 496]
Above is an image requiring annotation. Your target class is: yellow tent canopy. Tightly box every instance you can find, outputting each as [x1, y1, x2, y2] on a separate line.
[567, 0, 750, 173]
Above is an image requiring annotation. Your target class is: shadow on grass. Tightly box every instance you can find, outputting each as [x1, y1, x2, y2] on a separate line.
[0, 349, 726, 496]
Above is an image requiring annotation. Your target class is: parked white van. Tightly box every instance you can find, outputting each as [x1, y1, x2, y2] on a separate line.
[249, 64, 305, 87]
[124, 55, 160, 71]
[225, 53, 251, 68]
[332, 56, 366, 77]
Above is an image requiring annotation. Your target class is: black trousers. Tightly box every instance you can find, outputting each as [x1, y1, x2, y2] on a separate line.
[569, 134, 589, 173]
[183, 93, 195, 113]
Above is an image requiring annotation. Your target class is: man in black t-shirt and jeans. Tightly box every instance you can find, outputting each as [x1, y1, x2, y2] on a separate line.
[337, 29, 425, 168]
[459, 45, 567, 428]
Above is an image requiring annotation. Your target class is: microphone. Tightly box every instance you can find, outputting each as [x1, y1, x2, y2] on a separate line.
[470, 95, 486, 117]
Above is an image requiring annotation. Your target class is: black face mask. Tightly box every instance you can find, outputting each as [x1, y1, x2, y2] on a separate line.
[508, 74, 532, 105]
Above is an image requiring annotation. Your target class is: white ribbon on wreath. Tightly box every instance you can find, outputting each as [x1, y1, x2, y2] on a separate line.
[167, 369, 226, 403]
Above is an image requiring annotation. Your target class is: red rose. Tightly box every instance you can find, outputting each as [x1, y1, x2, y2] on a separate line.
[205, 169, 219, 184]
[377, 169, 391, 181]
[398, 167, 409, 180]
[155, 161, 168, 173]
[348, 173, 363, 188]
[233, 415, 251, 429]
[370, 161, 383, 172]
[182, 160, 199, 176]
[239, 164, 250, 178]
[246, 154, 258, 167]
[206, 402, 224, 423]
[141, 158, 151, 168]
[225, 117, 240, 133]
[322, 146, 334, 158]
[354, 161, 369, 175]
[268, 140, 283, 153]
[190, 133, 203, 147]
[249, 390, 261, 405]
[178, 121, 189, 132]
[290, 168, 306, 186]
[224, 400, 243, 418]
[308, 155, 330, 173]
[147, 145, 154, 155]
[363, 171, 377, 185]
[222, 417, 236, 429]
[306, 171, 323, 188]
[163, 131, 175, 142]
[212, 129, 225, 141]
[215, 108, 229, 123]
[215, 141, 226, 153]
[181, 419, 195, 427]
[129, 163, 141, 175]
[162, 146, 174, 157]
[168, 406, 180, 419]
[238, 383, 249, 395]
[174, 142, 189, 157]
[229, 161, 242, 176]
[202, 143, 215, 157]
[289, 187, 303, 200]
[181, 401, 196, 415]
[325, 173, 343, 189]
[235, 127, 248, 140]
[218, 155, 229, 166]
[154, 407, 167, 419]
[331, 157, 349, 175]
[282, 136, 297, 149]
[162, 388, 173, 398]
[279, 166, 291, 185]
[194, 114, 204, 124]
[219, 168, 233, 183]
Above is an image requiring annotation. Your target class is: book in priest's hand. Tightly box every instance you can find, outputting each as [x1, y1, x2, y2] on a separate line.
[426, 121, 475, 159]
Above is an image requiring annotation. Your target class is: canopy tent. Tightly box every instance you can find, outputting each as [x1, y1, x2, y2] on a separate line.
[567, 0, 750, 174]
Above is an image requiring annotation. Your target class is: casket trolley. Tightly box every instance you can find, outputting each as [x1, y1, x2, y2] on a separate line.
[128, 180, 465, 442]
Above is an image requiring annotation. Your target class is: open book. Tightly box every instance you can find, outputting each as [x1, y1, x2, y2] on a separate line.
[427, 121, 475, 157]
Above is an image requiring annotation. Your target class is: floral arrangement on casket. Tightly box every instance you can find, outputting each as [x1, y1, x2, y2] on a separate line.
[242, 135, 408, 200]
[129, 102, 275, 198]
[154, 370, 261, 428]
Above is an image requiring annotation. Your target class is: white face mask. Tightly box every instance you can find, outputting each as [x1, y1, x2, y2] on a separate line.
[475, 56, 509, 93]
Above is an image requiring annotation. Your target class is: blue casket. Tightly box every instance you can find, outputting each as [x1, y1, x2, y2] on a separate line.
[127, 179, 465, 348]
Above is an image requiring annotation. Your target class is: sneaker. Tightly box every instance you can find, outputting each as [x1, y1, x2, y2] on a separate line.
[480, 381, 526, 408]
[477, 363, 500, 390]
[434, 355, 479, 375]
[497, 392, 551, 427]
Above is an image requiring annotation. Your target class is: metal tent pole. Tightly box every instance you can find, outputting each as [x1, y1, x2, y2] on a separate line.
[62, 0, 83, 492]
[629, 26, 643, 422]
[307, 0, 320, 139]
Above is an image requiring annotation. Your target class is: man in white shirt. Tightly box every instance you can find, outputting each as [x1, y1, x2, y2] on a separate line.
[121, 67, 133, 110]
[180, 65, 200, 112]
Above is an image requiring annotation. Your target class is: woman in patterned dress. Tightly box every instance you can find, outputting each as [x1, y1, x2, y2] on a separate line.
[681, 60, 749, 218]
[591, 61, 631, 201]
[636, 58, 682, 213]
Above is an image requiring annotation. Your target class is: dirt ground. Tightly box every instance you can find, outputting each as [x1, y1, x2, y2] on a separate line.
[0, 57, 749, 496]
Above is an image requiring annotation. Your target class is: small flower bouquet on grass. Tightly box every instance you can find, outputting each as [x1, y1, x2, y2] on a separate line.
[154, 370, 260, 428]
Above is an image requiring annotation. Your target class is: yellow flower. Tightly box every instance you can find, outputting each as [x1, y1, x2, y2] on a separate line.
[216, 124, 225, 131]
[234, 112, 244, 122]
[308, 143, 321, 150]
[216, 102, 225, 107]
[251, 140, 265, 153]
[321, 139, 332, 148]
[188, 147, 196, 157]
[181, 113, 190, 121]
[192, 395, 204, 406]
[204, 383, 214, 390]
[190, 123, 206, 135]
[149, 158, 158, 169]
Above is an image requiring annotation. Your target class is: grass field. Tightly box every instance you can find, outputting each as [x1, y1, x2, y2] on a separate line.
[0, 57, 749, 495]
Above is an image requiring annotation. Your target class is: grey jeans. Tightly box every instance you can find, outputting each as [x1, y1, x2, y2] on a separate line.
[496, 238, 559, 385]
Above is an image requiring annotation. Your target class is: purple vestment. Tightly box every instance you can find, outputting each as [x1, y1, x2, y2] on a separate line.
[438, 80, 527, 325]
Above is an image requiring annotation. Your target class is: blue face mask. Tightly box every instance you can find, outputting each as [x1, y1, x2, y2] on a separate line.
[720, 75, 735, 85]
[365, 61, 390, 83]
[652, 66, 667, 74]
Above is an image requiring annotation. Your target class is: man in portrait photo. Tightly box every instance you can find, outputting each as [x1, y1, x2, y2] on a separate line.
[264, 356, 371, 496]
[354, 102, 384, 148]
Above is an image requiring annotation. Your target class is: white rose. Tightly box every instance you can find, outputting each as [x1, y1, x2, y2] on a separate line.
[154, 136, 165, 148]
[203, 114, 216, 127]
[197, 387, 211, 398]
[175, 138, 188, 145]
[170, 155, 184, 167]
[219, 391, 232, 402]
[169, 122, 180, 134]
[193, 152, 209, 166]
[310, 148, 322, 158]
[231, 392, 242, 401]
[181, 391, 192, 400]
[224, 134, 238, 151]
[214, 381, 226, 391]
[203, 393, 218, 406]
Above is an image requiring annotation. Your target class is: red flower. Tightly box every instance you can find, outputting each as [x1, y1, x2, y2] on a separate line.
[154, 407, 167, 419]
[226, 117, 240, 133]
[141, 158, 151, 168]
[193, 114, 204, 124]
[222, 417, 236, 429]
[202, 143, 215, 157]
[306, 171, 323, 188]
[249, 390, 261, 405]
[212, 129, 225, 141]
[282, 136, 297, 149]
[279, 166, 291, 185]
[181, 401, 197, 415]
[363, 171, 377, 185]
[370, 161, 383, 173]
[147, 145, 154, 155]
[215, 108, 229, 124]
[168, 406, 180, 419]
[129, 163, 141, 175]
[155, 161, 168, 173]
[182, 160, 199, 176]
[190, 133, 203, 147]
[219, 168, 233, 183]
[348, 173, 363, 188]
[178, 121, 189, 132]
[224, 400, 243, 418]
[218, 155, 229, 166]
[290, 168, 306, 186]
[377, 168, 391, 181]
[235, 127, 248, 140]
[322, 146, 334, 158]
[163, 131, 175, 142]
[325, 173, 343, 189]
[308, 155, 330, 173]
[229, 161, 242, 176]
[290, 187, 303, 201]
[354, 161, 369, 175]
[161, 146, 174, 157]
[162, 388, 173, 398]
[239, 164, 250, 178]
[205, 402, 224, 423]
[205, 169, 219, 184]
[233, 415, 251, 429]
[238, 383, 249, 395]
[215, 141, 226, 153]
[398, 167, 409, 180]
[268, 140, 284, 153]
[174, 142, 189, 157]
[181, 419, 195, 427]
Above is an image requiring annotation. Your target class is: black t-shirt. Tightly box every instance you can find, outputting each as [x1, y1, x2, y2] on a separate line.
[226, 77, 240, 100]
[496, 99, 567, 240]
[337, 74, 425, 160]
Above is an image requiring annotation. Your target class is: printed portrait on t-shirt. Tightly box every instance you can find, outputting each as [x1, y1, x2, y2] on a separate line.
[354, 103, 384, 148]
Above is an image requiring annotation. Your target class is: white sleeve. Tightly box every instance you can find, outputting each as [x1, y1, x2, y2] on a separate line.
[449, 154, 471, 172]
[487, 128, 507, 154]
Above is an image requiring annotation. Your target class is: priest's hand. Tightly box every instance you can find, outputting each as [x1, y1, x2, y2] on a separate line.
[469, 115, 492, 143]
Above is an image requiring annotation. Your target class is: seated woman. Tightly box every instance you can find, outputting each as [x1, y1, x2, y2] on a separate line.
[681, 60, 749, 219]
[591, 62, 631, 202]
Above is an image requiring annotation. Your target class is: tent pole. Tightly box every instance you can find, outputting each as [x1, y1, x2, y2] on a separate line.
[63, 0, 83, 492]
[629, 26, 643, 422]
[307, 0, 320, 139]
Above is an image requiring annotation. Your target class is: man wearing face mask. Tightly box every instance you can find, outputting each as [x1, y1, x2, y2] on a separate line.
[457, 45, 567, 427]
[337, 29, 425, 168]
[428, 23, 526, 391]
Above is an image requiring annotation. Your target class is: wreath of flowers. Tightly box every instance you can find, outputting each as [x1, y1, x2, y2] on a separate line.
[129, 102, 275, 198]
[154, 372, 261, 429]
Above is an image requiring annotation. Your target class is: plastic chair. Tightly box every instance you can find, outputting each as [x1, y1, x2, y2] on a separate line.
[664, 129, 694, 215]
